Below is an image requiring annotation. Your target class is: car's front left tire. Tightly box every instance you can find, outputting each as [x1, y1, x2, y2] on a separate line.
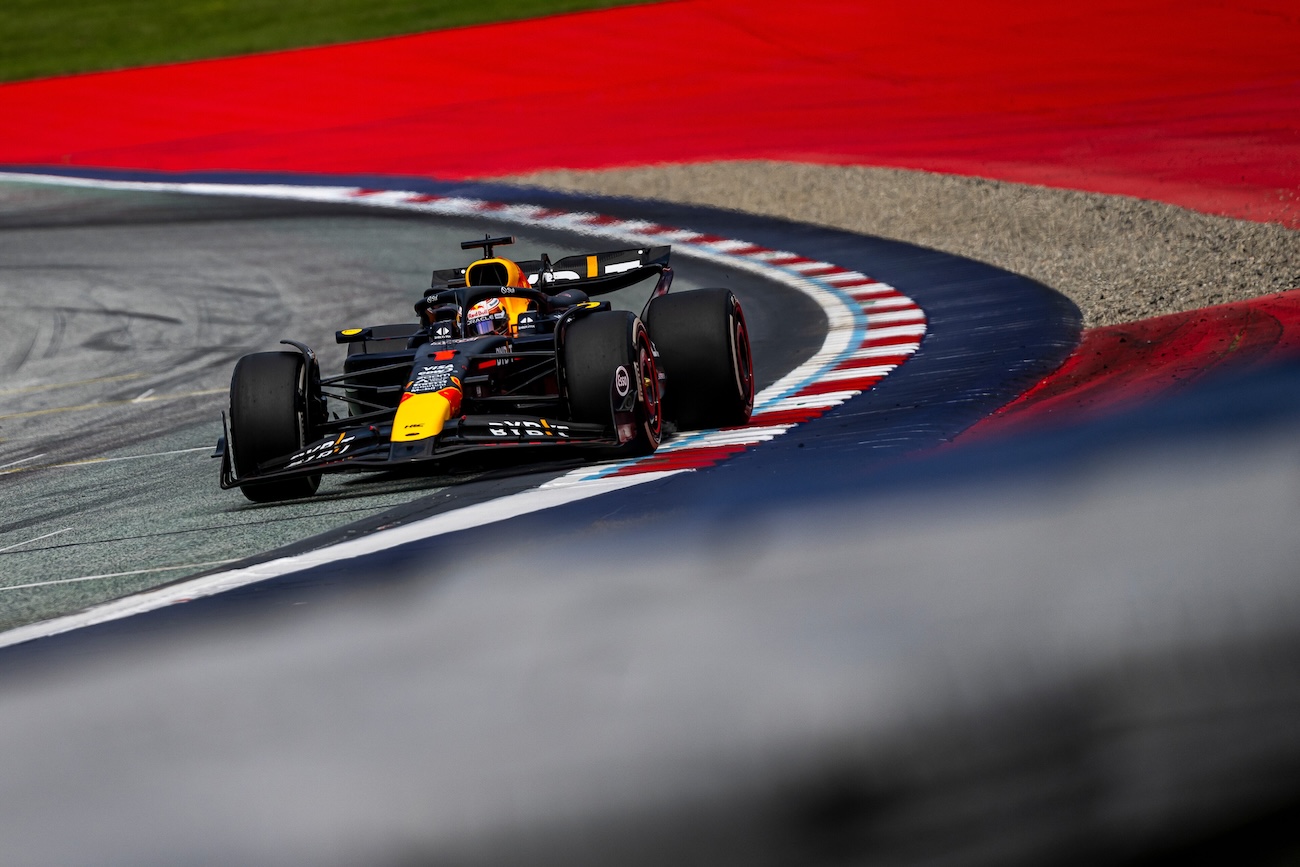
[564, 310, 662, 457]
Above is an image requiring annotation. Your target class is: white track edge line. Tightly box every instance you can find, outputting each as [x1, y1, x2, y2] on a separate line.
[0, 471, 685, 649]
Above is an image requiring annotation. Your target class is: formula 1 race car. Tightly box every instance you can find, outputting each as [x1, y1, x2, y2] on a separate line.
[217, 236, 754, 502]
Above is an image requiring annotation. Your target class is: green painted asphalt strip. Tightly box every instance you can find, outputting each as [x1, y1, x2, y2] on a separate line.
[0, 0, 646, 82]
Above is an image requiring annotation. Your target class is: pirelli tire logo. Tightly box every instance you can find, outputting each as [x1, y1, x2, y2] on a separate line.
[488, 419, 570, 439]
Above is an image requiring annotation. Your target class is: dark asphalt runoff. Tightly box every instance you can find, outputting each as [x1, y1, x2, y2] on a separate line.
[2, 356, 1300, 867]
[0, 179, 823, 631]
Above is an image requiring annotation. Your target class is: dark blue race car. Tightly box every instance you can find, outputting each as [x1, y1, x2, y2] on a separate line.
[217, 235, 754, 502]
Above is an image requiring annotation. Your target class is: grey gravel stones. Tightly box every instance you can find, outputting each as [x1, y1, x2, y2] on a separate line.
[503, 161, 1300, 328]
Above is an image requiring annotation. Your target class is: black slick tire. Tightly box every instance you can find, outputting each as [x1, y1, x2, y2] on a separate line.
[644, 288, 754, 430]
[565, 311, 662, 456]
[229, 350, 321, 502]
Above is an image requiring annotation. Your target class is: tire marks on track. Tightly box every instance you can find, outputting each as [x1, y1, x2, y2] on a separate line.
[0, 176, 835, 635]
[0, 172, 927, 648]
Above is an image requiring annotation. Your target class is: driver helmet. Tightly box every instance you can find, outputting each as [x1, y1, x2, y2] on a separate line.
[466, 297, 509, 335]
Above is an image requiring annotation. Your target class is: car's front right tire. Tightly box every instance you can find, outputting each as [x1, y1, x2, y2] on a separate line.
[229, 350, 321, 503]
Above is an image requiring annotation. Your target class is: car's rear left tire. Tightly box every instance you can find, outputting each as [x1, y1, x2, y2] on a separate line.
[229, 350, 321, 502]
[645, 287, 754, 430]
[565, 311, 662, 457]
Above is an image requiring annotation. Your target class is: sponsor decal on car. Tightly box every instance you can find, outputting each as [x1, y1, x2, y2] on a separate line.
[614, 365, 631, 398]
[487, 419, 570, 438]
[410, 363, 456, 393]
[287, 433, 356, 468]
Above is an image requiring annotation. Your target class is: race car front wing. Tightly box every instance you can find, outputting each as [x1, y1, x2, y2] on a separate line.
[217, 412, 626, 491]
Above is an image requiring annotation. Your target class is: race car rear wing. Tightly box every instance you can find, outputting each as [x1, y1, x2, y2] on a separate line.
[430, 246, 671, 296]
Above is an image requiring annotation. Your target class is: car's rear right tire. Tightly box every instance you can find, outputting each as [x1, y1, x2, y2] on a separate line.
[229, 350, 321, 503]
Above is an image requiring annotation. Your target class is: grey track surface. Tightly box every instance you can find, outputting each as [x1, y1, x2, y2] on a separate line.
[0, 180, 822, 631]
[505, 161, 1300, 328]
[5, 172, 1299, 866]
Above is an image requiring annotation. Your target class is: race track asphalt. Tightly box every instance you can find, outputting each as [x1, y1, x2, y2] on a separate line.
[0, 179, 824, 630]
[3, 175, 1298, 867]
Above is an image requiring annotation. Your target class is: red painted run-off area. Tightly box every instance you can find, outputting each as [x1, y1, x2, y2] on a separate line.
[0, 0, 1295, 225]
[966, 289, 1300, 439]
